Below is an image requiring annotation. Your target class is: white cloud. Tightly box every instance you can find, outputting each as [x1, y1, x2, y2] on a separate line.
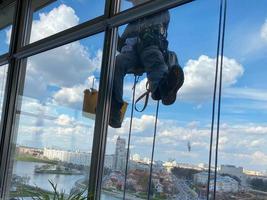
[261, 19, 267, 42]
[179, 55, 244, 102]
[53, 85, 84, 107]
[123, 77, 148, 103]
[244, 125, 267, 135]
[214, 123, 267, 158]
[55, 114, 74, 126]
[30, 4, 79, 43]
[251, 151, 267, 166]
[52, 76, 98, 108]
[218, 136, 229, 150]
[186, 121, 200, 129]
[221, 123, 267, 136]
[122, 55, 244, 105]
[249, 139, 265, 148]
[224, 87, 267, 104]
[5, 4, 79, 44]
[112, 114, 156, 136]
[107, 114, 267, 170]
[109, 114, 211, 157]
[8, 4, 103, 108]
[20, 98, 52, 115]
[16, 97, 95, 151]
[27, 42, 100, 89]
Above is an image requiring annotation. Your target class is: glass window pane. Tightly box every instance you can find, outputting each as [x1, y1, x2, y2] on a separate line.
[6, 33, 104, 199]
[101, 1, 219, 199]
[28, 0, 105, 43]
[217, 0, 267, 199]
[0, 2, 15, 55]
[0, 64, 8, 121]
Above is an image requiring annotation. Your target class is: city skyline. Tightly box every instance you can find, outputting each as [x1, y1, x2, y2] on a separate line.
[15, 142, 267, 199]
[0, 0, 267, 173]
[16, 139, 267, 177]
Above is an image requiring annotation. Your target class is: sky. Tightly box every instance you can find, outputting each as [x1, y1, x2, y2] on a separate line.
[1, 0, 267, 172]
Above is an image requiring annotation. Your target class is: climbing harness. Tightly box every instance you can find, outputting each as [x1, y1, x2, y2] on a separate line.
[207, 0, 227, 199]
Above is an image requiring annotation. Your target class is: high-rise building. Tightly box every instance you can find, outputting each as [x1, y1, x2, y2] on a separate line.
[113, 136, 127, 172]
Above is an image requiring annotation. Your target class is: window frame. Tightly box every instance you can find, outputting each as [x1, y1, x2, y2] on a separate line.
[0, 0, 194, 199]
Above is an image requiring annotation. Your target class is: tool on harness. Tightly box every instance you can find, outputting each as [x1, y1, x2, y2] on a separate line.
[137, 24, 169, 55]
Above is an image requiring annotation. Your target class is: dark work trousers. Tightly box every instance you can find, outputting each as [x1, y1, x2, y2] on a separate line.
[111, 45, 168, 111]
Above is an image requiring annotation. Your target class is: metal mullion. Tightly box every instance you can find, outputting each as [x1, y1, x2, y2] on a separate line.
[108, 0, 194, 27]
[0, 0, 32, 198]
[0, 54, 9, 66]
[88, 0, 120, 199]
[0, 0, 22, 196]
[14, 15, 107, 59]
[88, 0, 195, 199]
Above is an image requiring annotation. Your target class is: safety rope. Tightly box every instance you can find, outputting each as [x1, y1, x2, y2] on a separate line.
[123, 76, 160, 200]
[123, 75, 138, 200]
[207, 0, 227, 199]
[213, 0, 227, 199]
[135, 81, 150, 112]
[147, 100, 160, 200]
[206, 0, 223, 198]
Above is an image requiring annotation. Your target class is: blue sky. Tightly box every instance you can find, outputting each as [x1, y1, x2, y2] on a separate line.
[1, 0, 267, 172]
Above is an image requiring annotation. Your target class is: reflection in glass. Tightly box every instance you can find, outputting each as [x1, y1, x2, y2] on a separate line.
[0, 65, 8, 122]
[0, 2, 15, 55]
[7, 33, 104, 199]
[101, 1, 220, 199]
[217, 0, 267, 199]
[28, 0, 105, 43]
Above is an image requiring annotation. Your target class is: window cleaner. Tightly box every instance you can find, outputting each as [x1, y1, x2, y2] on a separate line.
[109, 0, 184, 128]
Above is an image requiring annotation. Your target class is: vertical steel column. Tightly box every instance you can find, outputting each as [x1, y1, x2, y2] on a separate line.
[88, 0, 121, 199]
[0, 0, 32, 198]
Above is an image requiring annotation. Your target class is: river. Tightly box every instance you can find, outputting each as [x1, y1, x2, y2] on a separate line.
[12, 161, 120, 200]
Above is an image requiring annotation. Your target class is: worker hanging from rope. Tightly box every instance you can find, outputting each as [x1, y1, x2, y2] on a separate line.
[109, 0, 184, 128]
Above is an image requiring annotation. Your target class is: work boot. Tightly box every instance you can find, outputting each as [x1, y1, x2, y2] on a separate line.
[160, 65, 184, 105]
[151, 87, 161, 101]
[109, 103, 123, 128]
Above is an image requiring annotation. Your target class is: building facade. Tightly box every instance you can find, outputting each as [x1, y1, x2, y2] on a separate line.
[113, 136, 127, 172]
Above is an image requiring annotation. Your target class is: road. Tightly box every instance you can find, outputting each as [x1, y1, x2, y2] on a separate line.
[171, 176, 199, 200]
